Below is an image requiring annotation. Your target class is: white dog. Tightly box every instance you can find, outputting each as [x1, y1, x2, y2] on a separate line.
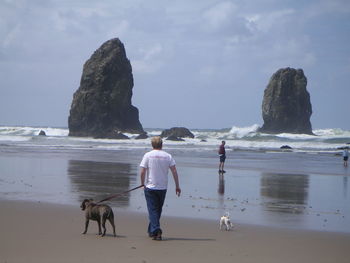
[219, 213, 234, 231]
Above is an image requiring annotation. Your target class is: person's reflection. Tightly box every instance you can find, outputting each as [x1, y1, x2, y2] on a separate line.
[343, 176, 348, 198]
[218, 171, 226, 216]
[218, 172, 225, 195]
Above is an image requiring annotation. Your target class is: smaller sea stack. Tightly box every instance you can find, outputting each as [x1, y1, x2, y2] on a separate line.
[259, 67, 313, 135]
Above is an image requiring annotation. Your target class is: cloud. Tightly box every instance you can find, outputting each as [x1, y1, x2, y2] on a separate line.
[106, 20, 130, 39]
[0, 0, 349, 129]
[131, 43, 165, 74]
[1, 23, 20, 48]
[199, 66, 216, 77]
[305, 0, 350, 17]
[202, 1, 237, 30]
[244, 8, 295, 33]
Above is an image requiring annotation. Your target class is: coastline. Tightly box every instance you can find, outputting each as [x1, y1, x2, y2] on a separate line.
[1, 199, 350, 263]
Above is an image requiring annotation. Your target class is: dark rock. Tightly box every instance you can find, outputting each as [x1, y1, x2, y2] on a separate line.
[94, 131, 129, 140]
[160, 127, 194, 138]
[166, 135, 185, 141]
[280, 145, 292, 149]
[135, 132, 148, 139]
[68, 38, 144, 138]
[259, 68, 313, 135]
[38, 130, 46, 136]
[338, 146, 350, 150]
[200, 139, 207, 142]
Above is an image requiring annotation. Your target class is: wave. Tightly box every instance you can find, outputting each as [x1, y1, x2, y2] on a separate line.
[0, 125, 349, 152]
[0, 126, 69, 137]
[229, 124, 260, 138]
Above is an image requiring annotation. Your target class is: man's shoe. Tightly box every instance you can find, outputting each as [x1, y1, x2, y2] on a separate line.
[152, 230, 162, 241]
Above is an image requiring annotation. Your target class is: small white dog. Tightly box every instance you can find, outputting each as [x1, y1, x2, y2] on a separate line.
[219, 212, 234, 231]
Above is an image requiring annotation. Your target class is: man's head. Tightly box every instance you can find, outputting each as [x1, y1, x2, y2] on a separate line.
[222, 140, 226, 145]
[151, 136, 163, 149]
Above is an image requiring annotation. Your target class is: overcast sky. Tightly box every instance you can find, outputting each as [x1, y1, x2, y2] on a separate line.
[1, 0, 349, 130]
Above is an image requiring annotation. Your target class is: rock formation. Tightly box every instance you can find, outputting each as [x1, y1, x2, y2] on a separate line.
[68, 38, 144, 138]
[166, 135, 185, 141]
[135, 132, 148, 140]
[38, 130, 46, 136]
[160, 127, 195, 139]
[259, 68, 313, 135]
[280, 145, 292, 149]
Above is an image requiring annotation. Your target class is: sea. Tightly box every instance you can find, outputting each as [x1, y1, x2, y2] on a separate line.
[0, 124, 349, 152]
[1, 125, 350, 233]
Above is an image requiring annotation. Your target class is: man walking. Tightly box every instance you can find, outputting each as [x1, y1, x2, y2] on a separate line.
[140, 136, 181, 240]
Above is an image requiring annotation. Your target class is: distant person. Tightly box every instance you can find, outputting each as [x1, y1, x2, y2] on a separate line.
[343, 148, 349, 167]
[218, 140, 226, 173]
[140, 136, 181, 240]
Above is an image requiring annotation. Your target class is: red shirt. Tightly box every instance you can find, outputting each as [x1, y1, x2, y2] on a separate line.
[218, 144, 225, 155]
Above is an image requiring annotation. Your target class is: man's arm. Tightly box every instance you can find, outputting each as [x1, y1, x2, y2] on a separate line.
[170, 165, 181, 196]
[140, 167, 147, 186]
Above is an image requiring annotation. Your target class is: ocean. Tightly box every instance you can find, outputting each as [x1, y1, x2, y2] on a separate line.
[0, 125, 350, 233]
[1, 124, 349, 152]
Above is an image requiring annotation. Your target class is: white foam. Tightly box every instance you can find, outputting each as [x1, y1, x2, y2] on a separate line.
[0, 126, 68, 137]
[275, 133, 315, 140]
[0, 125, 349, 152]
[314, 128, 350, 138]
[229, 124, 260, 138]
[0, 135, 31, 142]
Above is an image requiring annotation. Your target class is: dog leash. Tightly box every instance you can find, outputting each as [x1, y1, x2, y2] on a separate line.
[97, 184, 144, 203]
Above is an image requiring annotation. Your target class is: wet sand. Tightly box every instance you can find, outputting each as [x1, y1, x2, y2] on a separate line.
[1, 200, 350, 263]
[0, 146, 350, 233]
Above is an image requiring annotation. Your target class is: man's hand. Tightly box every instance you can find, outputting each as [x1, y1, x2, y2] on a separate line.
[140, 167, 147, 187]
[170, 166, 181, 197]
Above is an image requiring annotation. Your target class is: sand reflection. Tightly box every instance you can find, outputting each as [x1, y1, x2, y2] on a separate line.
[260, 173, 309, 214]
[67, 160, 137, 207]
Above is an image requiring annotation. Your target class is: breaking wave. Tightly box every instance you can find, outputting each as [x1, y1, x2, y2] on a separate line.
[0, 125, 349, 152]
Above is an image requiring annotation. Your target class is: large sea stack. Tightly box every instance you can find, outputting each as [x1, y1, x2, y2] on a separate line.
[259, 68, 313, 135]
[68, 38, 144, 138]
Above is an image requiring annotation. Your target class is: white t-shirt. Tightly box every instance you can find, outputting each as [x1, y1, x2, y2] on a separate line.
[140, 149, 176, 190]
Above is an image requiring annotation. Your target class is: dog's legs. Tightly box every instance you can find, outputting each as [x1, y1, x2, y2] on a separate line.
[101, 217, 107, 237]
[97, 217, 102, 235]
[108, 216, 116, 237]
[82, 219, 89, 234]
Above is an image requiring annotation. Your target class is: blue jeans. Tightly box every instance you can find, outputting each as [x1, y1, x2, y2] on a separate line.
[144, 188, 167, 236]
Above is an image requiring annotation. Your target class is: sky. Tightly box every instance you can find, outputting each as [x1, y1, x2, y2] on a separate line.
[1, 0, 350, 130]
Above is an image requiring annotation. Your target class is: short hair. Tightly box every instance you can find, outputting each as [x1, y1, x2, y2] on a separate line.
[151, 136, 163, 149]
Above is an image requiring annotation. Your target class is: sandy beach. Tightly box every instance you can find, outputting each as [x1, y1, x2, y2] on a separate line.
[1, 135, 350, 262]
[1, 200, 350, 263]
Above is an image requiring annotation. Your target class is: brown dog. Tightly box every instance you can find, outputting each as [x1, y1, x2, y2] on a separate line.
[80, 199, 116, 237]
